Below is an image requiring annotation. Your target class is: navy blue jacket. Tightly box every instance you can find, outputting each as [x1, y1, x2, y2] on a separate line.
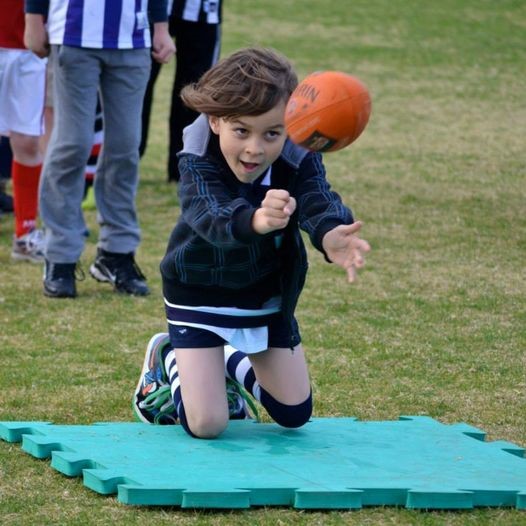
[160, 115, 354, 336]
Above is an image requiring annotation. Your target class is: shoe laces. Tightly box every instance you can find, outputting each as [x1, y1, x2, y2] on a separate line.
[138, 384, 177, 424]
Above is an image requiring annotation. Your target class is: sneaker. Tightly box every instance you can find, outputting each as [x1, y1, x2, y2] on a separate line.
[43, 260, 80, 298]
[226, 378, 259, 421]
[89, 248, 149, 296]
[133, 333, 178, 425]
[11, 229, 45, 263]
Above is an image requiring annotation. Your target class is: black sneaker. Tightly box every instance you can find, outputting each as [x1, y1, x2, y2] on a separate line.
[89, 248, 150, 296]
[43, 260, 78, 298]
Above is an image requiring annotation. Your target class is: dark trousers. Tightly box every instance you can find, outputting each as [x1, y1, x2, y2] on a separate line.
[140, 19, 221, 182]
[0, 136, 13, 180]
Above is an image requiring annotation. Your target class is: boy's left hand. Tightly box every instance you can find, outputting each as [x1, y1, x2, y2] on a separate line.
[322, 221, 371, 283]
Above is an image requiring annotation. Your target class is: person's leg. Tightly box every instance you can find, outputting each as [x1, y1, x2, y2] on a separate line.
[4, 50, 46, 259]
[0, 136, 13, 179]
[224, 344, 312, 428]
[169, 346, 229, 438]
[39, 45, 99, 264]
[139, 58, 162, 157]
[95, 48, 150, 254]
[0, 137, 14, 213]
[40, 106, 53, 157]
[167, 20, 221, 181]
[82, 95, 103, 211]
[249, 345, 312, 428]
[249, 345, 310, 403]
[39, 60, 54, 157]
[9, 132, 41, 239]
[224, 345, 262, 399]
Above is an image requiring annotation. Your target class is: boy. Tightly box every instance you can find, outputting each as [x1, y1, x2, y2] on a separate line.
[133, 48, 370, 438]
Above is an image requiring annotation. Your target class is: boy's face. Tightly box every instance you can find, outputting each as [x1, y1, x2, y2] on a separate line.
[209, 101, 288, 184]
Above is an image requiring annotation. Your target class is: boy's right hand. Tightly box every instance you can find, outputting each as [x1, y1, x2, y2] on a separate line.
[24, 14, 49, 58]
[252, 189, 297, 235]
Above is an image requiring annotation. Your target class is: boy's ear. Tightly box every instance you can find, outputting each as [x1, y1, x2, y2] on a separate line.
[209, 116, 220, 135]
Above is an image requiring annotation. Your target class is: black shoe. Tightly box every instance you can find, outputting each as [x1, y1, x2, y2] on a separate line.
[43, 261, 78, 298]
[89, 248, 150, 296]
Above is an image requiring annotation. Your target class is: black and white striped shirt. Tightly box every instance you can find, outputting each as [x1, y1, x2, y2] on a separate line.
[169, 0, 222, 24]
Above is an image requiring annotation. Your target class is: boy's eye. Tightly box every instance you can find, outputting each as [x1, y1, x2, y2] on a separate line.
[266, 130, 282, 140]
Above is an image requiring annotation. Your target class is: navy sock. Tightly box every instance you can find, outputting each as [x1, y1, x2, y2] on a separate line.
[224, 346, 261, 400]
[164, 349, 197, 437]
[259, 387, 312, 428]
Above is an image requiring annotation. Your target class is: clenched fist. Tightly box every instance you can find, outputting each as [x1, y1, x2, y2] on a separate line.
[252, 189, 296, 235]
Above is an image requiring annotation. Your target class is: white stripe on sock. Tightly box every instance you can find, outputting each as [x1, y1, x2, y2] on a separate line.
[236, 357, 252, 383]
[252, 382, 261, 401]
[165, 350, 181, 399]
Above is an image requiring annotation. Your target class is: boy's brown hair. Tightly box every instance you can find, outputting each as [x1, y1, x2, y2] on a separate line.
[180, 47, 298, 119]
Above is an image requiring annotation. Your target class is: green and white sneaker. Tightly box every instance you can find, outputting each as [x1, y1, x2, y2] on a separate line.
[133, 333, 178, 425]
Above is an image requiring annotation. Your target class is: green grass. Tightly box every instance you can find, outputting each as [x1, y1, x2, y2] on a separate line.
[1, 0, 525, 524]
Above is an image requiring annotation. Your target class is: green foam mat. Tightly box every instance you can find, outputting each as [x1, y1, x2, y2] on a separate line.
[1, 417, 525, 509]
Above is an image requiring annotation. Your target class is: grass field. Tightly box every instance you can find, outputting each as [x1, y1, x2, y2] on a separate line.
[1, 0, 525, 524]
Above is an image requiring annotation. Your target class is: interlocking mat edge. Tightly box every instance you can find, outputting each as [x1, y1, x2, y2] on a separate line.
[1, 416, 525, 510]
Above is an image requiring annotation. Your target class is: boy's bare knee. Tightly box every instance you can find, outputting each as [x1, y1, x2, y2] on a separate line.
[187, 411, 228, 439]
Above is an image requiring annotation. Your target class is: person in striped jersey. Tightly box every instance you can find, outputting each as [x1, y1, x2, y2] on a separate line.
[140, 0, 222, 183]
[24, 0, 175, 298]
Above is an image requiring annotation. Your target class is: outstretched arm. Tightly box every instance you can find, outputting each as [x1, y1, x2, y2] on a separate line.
[322, 221, 370, 283]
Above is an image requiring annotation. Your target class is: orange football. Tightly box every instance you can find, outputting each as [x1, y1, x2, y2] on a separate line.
[285, 71, 371, 152]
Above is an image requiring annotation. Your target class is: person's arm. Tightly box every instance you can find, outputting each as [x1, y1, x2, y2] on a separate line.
[321, 222, 370, 283]
[294, 151, 354, 251]
[293, 150, 370, 282]
[148, 0, 175, 64]
[252, 189, 296, 235]
[24, 0, 50, 58]
[178, 155, 260, 247]
[151, 21, 175, 64]
[148, 0, 168, 23]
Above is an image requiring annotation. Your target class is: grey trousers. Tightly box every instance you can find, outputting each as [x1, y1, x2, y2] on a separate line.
[40, 45, 151, 263]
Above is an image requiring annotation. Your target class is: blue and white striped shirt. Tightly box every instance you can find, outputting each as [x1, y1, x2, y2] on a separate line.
[26, 0, 169, 49]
